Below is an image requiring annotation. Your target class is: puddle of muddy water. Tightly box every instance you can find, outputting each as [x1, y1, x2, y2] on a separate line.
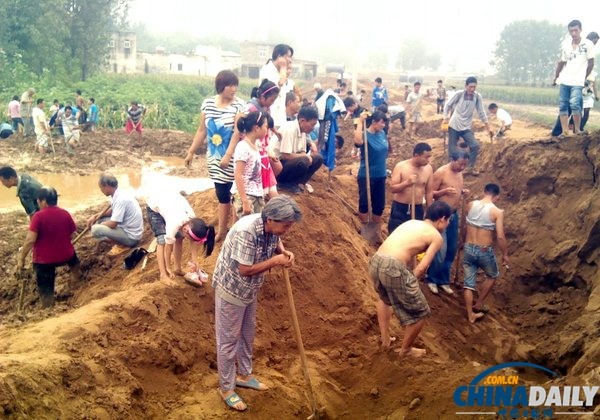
[1, 157, 213, 214]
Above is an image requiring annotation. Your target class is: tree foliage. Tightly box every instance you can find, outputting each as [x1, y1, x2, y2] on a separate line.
[492, 20, 563, 85]
[396, 39, 441, 71]
[0, 0, 129, 81]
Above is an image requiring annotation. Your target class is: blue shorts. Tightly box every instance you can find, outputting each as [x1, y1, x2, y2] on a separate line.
[463, 243, 499, 291]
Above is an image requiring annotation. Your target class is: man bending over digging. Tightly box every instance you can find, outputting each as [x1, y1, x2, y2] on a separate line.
[369, 201, 451, 357]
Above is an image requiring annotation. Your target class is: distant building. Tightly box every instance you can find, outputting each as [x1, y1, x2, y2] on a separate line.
[240, 41, 317, 80]
[107, 32, 241, 77]
[107, 31, 137, 74]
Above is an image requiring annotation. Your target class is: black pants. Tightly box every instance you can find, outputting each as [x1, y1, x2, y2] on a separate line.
[388, 201, 424, 234]
[277, 154, 323, 185]
[33, 253, 79, 306]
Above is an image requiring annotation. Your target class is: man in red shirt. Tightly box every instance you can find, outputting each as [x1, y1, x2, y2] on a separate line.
[17, 186, 80, 307]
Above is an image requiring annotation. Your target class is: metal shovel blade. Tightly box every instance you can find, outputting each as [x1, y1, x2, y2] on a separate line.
[361, 221, 380, 244]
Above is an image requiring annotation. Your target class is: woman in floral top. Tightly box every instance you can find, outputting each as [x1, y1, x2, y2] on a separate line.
[185, 70, 246, 241]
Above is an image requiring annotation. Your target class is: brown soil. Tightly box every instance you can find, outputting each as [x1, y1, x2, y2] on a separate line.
[1, 84, 600, 419]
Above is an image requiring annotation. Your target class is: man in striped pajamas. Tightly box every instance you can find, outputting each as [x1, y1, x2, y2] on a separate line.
[212, 195, 302, 412]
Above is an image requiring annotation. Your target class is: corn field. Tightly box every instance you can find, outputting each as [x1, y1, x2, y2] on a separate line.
[1, 73, 255, 133]
[479, 85, 557, 106]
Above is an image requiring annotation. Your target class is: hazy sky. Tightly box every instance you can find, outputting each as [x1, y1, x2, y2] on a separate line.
[129, 0, 600, 73]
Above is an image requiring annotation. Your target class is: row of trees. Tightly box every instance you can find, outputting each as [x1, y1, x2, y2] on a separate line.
[492, 20, 565, 85]
[0, 0, 129, 82]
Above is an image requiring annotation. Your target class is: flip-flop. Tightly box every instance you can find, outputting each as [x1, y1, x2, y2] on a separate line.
[236, 376, 268, 391]
[220, 391, 247, 411]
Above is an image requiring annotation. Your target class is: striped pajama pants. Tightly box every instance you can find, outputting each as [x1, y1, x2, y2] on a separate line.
[215, 295, 257, 391]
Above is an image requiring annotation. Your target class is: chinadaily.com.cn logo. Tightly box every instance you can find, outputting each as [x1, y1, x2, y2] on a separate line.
[453, 362, 599, 419]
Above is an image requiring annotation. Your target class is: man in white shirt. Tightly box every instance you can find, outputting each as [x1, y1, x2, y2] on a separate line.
[487, 103, 512, 138]
[31, 99, 50, 155]
[406, 81, 424, 136]
[271, 106, 322, 193]
[553, 20, 596, 138]
[87, 174, 144, 253]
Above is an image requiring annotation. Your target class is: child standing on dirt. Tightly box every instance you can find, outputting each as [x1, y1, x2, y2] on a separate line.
[369, 201, 451, 356]
[146, 190, 215, 285]
[233, 112, 268, 218]
[246, 79, 282, 197]
[88, 98, 98, 132]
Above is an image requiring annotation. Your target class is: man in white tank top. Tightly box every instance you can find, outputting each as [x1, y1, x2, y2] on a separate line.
[462, 183, 509, 323]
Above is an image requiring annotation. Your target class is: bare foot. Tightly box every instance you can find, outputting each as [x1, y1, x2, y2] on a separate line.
[468, 312, 485, 323]
[160, 275, 178, 286]
[172, 268, 185, 276]
[396, 347, 427, 358]
[381, 336, 397, 348]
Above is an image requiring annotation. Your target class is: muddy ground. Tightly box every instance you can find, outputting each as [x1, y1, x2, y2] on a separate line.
[0, 83, 599, 419]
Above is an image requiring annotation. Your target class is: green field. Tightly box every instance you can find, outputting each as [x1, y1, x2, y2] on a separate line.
[1, 74, 255, 133]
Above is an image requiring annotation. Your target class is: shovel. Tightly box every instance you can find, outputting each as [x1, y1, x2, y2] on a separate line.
[360, 121, 380, 244]
[141, 238, 158, 270]
[453, 197, 466, 287]
[283, 268, 326, 420]
[72, 204, 112, 245]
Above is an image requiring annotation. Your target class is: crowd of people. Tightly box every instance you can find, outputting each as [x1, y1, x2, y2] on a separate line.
[3, 88, 146, 152]
[1, 19, 598, 413]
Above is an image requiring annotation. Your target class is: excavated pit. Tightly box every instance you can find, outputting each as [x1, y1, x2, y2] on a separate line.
[1, 122, 599, 418]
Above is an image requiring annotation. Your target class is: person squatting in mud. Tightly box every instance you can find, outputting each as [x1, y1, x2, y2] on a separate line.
[87, 174, 144, 254]
[146, 189, 215, 285]
[370, 201, 452, 357]
[212, 196, 301, 412]
[463, 183, 509, 323]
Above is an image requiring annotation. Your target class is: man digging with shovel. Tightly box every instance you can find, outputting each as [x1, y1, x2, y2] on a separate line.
[212, 196, 301, 412]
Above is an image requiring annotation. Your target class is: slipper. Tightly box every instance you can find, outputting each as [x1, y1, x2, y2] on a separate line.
[236, 376, 268, 391]
[305, 183, 314, 194]
[473, 306, 490, 314]
[220, 390, 247, 411]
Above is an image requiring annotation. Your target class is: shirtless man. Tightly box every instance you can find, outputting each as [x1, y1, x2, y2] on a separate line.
[369, 201, 451, 357]
[463, 183, 508, 323]
[388, 142, 433, 234]
[426, 151, 470, 295]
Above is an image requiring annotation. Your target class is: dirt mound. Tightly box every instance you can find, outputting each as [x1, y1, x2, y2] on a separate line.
[0, 128, 193, 175]
[1, 133, 600, 418]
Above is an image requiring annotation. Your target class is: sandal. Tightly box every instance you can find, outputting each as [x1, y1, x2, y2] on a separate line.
[236, 376, 269, 391]
[219, 390, 247, 411]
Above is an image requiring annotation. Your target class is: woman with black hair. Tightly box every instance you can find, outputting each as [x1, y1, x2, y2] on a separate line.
[146, 190, 215, 286]
[354, 111, 389, 238]
[17, 186, 80, 307]
[259, 44, 294, 128]
[184, 70, 246, 241]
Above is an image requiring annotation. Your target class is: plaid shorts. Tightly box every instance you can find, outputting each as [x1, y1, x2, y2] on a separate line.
[369, 253, 431, 325]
